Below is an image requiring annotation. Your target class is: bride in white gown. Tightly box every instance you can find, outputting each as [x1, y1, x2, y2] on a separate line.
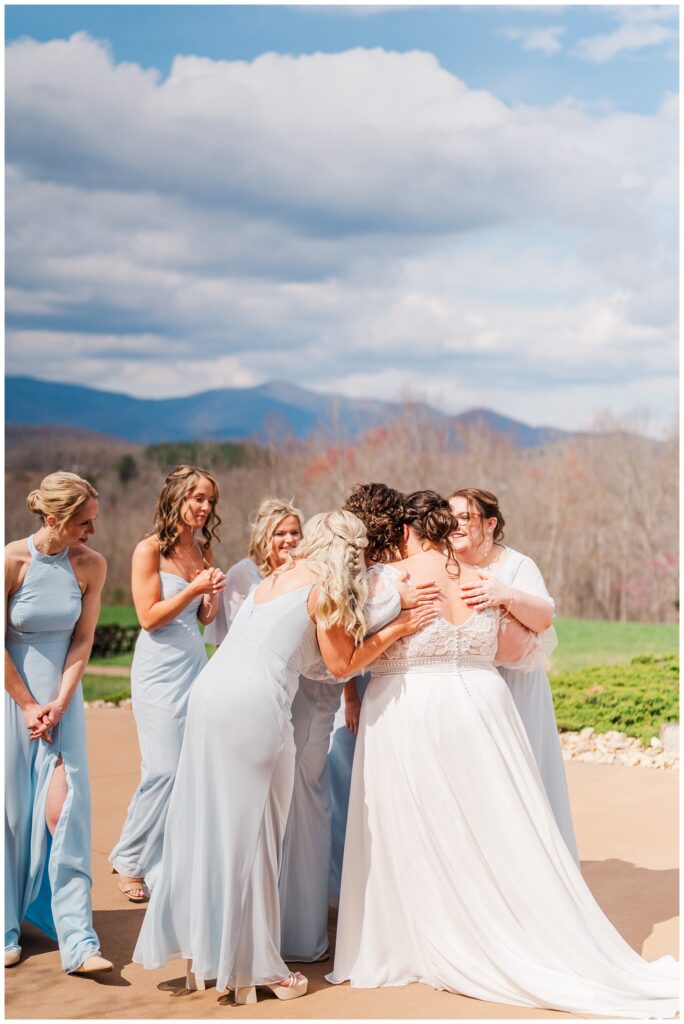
[328, 491, 678, 1019]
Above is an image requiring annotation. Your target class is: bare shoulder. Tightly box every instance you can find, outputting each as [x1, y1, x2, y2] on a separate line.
[70, 545, 107, 587]
[134, 535, 161, 563]
[5, 538, 30, 564]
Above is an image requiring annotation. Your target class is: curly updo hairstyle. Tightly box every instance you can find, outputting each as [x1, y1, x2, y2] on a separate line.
[343, 482, 406, 564]
[403, 489, 460, 577]
[153, 465, 221, 557]
[448, 487, 505, 541]
[27, 471, 98, 526]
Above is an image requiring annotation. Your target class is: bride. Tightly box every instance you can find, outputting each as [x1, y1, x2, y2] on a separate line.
[327, 490, 678, 1018]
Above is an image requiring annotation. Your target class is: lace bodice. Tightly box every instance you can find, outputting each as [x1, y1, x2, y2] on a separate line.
[374, 603, 500, 676]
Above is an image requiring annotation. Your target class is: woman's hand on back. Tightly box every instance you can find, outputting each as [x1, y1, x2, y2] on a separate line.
[397, 573, 444, 610]
[395, 603, 439, 636]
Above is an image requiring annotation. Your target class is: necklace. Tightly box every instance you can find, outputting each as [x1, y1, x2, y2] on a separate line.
[34, 533, 66, 557]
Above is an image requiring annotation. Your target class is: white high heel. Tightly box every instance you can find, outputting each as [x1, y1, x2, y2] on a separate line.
[234, 972, 307, 1005]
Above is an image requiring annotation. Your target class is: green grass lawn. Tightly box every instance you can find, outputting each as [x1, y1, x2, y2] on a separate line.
[552, 618, 679, 674]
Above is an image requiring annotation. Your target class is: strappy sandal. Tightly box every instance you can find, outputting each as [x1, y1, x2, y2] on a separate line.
[234, 971, 307, 1004]
[112, 869, 148, 903]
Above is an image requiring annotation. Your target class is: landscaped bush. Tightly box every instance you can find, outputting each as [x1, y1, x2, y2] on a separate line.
[549, 654, 679, 744]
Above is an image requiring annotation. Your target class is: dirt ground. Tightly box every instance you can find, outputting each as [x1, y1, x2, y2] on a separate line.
[5, 707, 679, 1020]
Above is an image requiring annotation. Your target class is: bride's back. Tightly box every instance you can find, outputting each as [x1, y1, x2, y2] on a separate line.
[391, 549, 480, 627]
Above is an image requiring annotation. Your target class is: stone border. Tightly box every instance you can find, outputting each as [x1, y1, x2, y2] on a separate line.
[560, 727, 679, 769]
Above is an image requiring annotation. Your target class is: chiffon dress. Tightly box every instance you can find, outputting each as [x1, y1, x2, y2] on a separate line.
[109, 570, 207, 891]
[327, 673, 368, 908]
[491, 546, 577, 860]
[133, 583, 330, 991]
[328, 565, 678, 1019]
[5, 536, 102, 971]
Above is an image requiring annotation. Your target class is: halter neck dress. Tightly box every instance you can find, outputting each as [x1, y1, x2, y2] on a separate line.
[109, 568, 207, 891]
[5, 535, 102, 971]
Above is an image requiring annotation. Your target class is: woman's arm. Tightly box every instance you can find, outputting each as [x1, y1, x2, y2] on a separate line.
[4, 547, 49, 739]
[317, 603, 437, 680]
[461, 565, 554, 633]
[132, 541, 220, 631]
[37, 551, 107, 735]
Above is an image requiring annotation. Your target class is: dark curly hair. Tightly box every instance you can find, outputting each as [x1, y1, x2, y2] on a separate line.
[343, 482, 406, 564]
[403, 489, 460, 577]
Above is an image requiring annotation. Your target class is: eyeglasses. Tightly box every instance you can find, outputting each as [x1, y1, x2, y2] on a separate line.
[452, 512, 482, 525]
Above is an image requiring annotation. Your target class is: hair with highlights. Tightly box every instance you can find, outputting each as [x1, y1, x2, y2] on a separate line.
[247, 497, 304, 577]
[27, 471, 98, 527]
[292, 509, 368, 645]
[152, 465, 221, 557]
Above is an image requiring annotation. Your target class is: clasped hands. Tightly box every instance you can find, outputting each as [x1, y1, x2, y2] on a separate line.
[22, 698, 66, 744]
[192, 566, 227, 609]
[459, 570, 512, 610]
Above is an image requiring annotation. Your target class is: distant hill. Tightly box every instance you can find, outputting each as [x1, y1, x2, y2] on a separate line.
[6, 375, 581, 449]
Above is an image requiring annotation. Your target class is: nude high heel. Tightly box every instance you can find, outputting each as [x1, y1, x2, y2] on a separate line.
[71, 955, 113, 974]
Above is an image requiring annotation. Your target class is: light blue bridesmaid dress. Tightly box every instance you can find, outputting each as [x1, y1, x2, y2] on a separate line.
[279, 571, 400, 958]
[109, 571, 207, 891]
[327, 673, 369, 909]
[134, 584, 328, 992]
[5, 536, 102, 971]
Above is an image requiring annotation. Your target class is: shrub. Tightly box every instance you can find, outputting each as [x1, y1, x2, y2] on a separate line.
[549, 654, 679, 744]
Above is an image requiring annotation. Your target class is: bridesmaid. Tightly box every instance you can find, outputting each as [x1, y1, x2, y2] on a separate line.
[204, 497, 303, 647]
[5, 471, 112, 973]
[109, 465, 225, 900]
[448, 487, 577, 860]
[133, 509, 436, 1003]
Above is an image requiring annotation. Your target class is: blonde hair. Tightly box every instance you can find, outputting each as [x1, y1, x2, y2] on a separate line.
[152, 465, 221, 557]
[293, 510, 368, 645]
[248, 497, 303, 577]
[27, 471, 98, 526]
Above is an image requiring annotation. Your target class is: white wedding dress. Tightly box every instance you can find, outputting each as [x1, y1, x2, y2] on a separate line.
[328, 565, 678, 1018]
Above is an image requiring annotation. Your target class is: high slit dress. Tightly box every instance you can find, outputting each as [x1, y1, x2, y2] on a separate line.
[133, 583, 331, 991]
[5, 535, 102, 972]
[327, 564, 678, 1019]
[109, 571, 207, 892]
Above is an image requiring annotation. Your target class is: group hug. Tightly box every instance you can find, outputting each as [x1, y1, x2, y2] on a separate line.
[5, 466, 679, 1017]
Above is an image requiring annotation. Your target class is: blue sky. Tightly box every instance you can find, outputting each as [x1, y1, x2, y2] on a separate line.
[5, 5, 678, 431]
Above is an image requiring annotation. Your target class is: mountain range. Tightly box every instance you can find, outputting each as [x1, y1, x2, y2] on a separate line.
[6, 375, 580, 449]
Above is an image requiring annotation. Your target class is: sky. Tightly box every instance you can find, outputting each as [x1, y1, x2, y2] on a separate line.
[5, 4, 679, 432]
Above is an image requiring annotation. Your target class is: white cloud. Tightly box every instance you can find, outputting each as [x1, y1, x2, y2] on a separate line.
[574, 7, 677, 62]
[503, 25, 565, 56]
[5, 34, 677, 429]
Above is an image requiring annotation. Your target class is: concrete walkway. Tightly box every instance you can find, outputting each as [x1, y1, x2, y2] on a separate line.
[5, 707, 679, 1020]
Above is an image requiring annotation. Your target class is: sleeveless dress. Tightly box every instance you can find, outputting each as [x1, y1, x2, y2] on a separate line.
[491, 546, 577, 860]
[133, 584, 327, 991]
[5, 536, 102, 971]
[328, 565, 678, 1018]
[109, 571, 207, 891]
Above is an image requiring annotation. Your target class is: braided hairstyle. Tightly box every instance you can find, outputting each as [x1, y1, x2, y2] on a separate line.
[293, 509, 369, 645]
[343, 482, 406, 563]
[152, 465, 221, 557]
[403, 489, 460, 578]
